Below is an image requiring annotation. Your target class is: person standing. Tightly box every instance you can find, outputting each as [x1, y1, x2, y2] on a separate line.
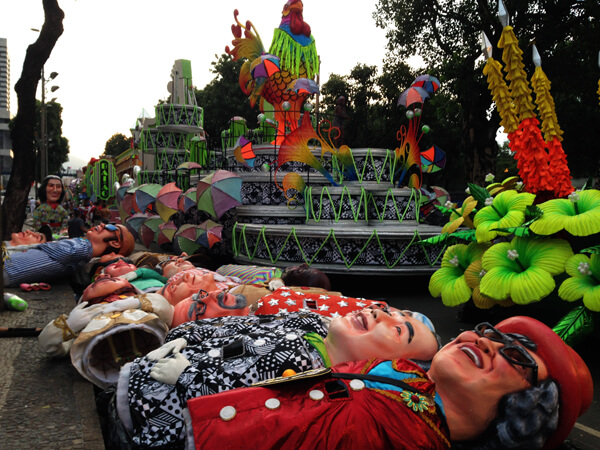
[32, 175, 69, 235]
[29, 197, 36, 214]
[68, 209, 88, 238]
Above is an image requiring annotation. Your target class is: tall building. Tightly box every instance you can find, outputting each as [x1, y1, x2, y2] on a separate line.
[0, 38, 12, 191]
[0, 37, 12, 189]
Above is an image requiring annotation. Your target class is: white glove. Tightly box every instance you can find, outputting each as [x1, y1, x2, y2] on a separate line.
[150, 352, 191, 385]
[268, 278, 285, 291]
[146, 337, 188, 361]
[118, 271, 138, 281]
[66, 302, 110, 333]
[102, 297, 141, 313]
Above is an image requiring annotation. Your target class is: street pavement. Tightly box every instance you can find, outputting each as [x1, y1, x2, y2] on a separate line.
[0, 262, 598, 448]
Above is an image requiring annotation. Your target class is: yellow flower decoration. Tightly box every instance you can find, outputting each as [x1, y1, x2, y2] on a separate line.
[529, 189, 600, 237]
[464, 259, 514, 309]
[442, 199, 477, 234]
[473, 190, 536, 243]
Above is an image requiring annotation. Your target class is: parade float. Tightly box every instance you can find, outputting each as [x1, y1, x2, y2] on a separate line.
[426, 0, 600, 345]
[112, 0, 449, 275]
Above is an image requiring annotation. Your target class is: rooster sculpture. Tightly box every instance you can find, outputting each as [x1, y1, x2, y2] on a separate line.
[226, 0, 320, 145]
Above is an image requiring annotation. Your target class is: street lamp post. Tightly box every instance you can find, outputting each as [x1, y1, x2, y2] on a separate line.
[40, 68, 59, 180]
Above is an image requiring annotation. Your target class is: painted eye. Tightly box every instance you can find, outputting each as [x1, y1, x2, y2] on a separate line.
[396, 326, 402, 336]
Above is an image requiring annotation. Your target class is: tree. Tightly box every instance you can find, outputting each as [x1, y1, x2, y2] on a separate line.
[195, 54, 256, 147]
[1, 0, 64, 239]
[373, 0, 600, 186]
[104, 133, 131, 158]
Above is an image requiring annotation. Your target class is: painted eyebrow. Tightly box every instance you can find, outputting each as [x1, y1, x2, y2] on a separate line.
[406, 321, 414, 344]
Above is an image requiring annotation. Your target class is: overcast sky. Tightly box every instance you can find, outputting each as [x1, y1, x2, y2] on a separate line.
[3, 0, 396, 169]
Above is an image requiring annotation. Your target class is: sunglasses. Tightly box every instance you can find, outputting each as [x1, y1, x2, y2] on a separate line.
[103, 224, 123, 243]
[474, 322, 538, 386]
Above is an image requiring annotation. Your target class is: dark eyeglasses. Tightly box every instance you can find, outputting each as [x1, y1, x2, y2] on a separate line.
[188, 289, 209, 319]
[474, 322, 538, 386]
[103, 224, 122, 243]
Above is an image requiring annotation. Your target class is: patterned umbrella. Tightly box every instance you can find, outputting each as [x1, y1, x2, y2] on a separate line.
[421, 145, 447, 173]
[286, 78, 319, 95]
[250, 53, 281, 81]
[125, 213, 150, 241]
[195, 220, 223, 249]
[233, 135, 256, 168]
[397, 86, 430, 108]
[158, 221, 178, 246]
[412, 74, 441, 95]
[173, 224, 202, 255]
[196, 170, 242, 219]
[156, 182, 182, 222]
[140, 216, 164, 248]
[134, 184, 162, 213]
[178, 188, 197, 213]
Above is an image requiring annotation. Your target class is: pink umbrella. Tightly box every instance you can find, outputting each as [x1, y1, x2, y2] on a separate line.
[158, 221, 178, 246]
[397, 86, 430, 108]
[140, 216, 164, 248]
[178, 188, 197, 213]
[156, 182, 182, 222]
[195, 220, 223, 249]
[196, 170, 242, 219]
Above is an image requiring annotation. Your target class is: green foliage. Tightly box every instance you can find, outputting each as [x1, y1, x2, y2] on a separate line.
[373, 0, 600, 184]
[195, 54, 256, 144]
[552, 306, 595, 347]
[419, 229, 476, 246]
[467, 182, 490, 206]
[104, 133, 131, 157]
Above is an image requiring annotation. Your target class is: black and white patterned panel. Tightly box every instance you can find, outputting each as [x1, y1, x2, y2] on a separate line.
[236, 228, 444, 267]
[240, 181, 305, 207]
[308, 191, 366, 222]
[349, 154, 393, 183]
[368, 193, 418, 222]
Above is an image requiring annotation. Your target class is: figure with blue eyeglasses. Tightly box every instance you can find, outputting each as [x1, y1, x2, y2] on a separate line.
[3, 223, 135, 287]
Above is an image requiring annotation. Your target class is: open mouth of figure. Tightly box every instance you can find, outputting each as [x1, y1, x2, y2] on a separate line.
[460, 345, 482, 368]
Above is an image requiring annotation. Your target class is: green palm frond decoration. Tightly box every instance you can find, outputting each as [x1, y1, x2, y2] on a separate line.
[491, 226, 532, 237]
[552, 306, 595, 347]
[419, 229, 476, 246]
[581, 245, 600, 254]
[468, 182, 491, 207]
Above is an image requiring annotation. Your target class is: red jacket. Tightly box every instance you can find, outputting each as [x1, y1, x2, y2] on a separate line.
[187, 358, 450, 449]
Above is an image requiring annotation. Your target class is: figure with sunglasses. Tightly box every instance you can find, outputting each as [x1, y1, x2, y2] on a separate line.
[2, 223, 135, 287]
[184, 316, 592, 450]
[110, 303, 440, 448]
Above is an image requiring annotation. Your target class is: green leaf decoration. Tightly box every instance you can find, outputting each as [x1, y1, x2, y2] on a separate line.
[581, 245, 600, 254]
[418, 229, 476, 246]
[525, 205, 543, 221]
[468, 183, 491, 207]
[552, 306, 595, 347]
[491, 226, 531, 237]
[581, 177, 594, 191]
[435, 204, 454, 216]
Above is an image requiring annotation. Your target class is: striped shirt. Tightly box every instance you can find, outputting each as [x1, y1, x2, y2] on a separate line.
[4, 238, 93, 286]
[216, 264, 282, 285]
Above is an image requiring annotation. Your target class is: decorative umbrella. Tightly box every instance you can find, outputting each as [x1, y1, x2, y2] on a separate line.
[421, 145, 447, 173]
[140, 216, 164, 248]
[134, 184, 162, 213]
[178, 188, 197, 213]
[397, 86, 430, 108]
[196, 170, 243, 219]
[430, 186, 451, 206]
[411, 74, 441, 95]
[158, 221, 178, 245]
[250, 53, 281, 81]
[176, 161, 202, 170]
[233, 135, 256, 168]
[286, 78, 319, 95]
[125, 213, 150, 241]
[156, 182, 182, 222]
[195, 220, 223, 249]
[173, 224, 202, 255]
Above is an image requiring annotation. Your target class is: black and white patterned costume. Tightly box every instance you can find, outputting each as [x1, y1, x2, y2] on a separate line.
[117, 312, 329, 448]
